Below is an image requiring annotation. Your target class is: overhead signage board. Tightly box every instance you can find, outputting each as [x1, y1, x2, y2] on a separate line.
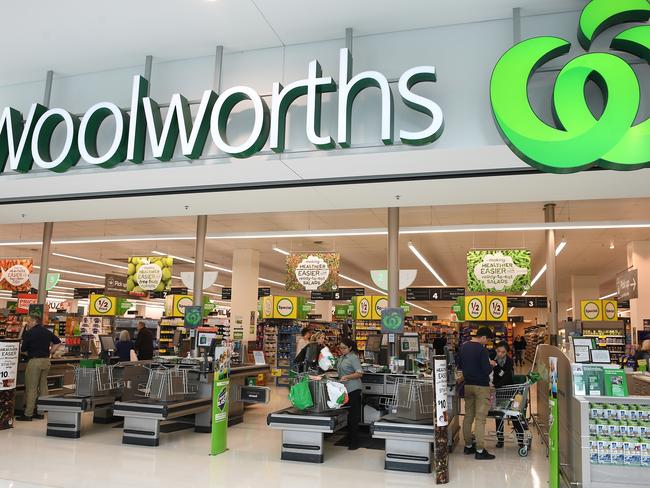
[507, 296, 548, 309]
[105, 273, 128, 298]
[406, 287, 465, 301]
[491, 0, 650, 173]
[467, 249, 531, 293]
[219, 287, 270, 301]
[149, 286, 188, 299]
[616, 269, 638, 301]
[579, 299, 620, 322]
[0, 49, 444, 176]
[73, 287, 104, 299]
[310, 288, 365, 300]
[286, 253, 340, 292]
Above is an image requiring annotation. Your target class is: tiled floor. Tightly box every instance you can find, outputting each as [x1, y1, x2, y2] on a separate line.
[0, 387, 549, 488]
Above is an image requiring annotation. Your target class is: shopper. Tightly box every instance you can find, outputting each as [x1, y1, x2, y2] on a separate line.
[337, 338, 363, 450]
[492, 342, 525, 448]
[634, 339, 650, 366]
[514, 336, 527, 366]
[134, 321, 154, 360]
[17, 316, 62, 421]
[295, 331, 325, 372]
[458, 326, 496, 460]
[296, 327, 312, 358]
[116, 330, 135, 361]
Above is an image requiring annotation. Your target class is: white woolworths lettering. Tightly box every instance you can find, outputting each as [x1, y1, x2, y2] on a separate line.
[0, 48, 444, 174]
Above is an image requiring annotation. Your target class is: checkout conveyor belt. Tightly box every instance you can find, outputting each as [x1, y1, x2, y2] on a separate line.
[113, 397, 212, 446]
[372, 414, 435, 473]
[267, 407, 348, 463]
[38, 394, 117, 438]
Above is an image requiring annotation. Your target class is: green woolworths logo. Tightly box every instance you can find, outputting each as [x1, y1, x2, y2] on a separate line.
[491, 0, 650, 173]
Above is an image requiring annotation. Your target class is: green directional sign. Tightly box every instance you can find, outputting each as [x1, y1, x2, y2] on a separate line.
[491, 0, 650, 173]
[381, 307, 405, 334]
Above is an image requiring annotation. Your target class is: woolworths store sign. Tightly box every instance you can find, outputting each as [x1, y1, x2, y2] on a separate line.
[0, 48, 443, 174]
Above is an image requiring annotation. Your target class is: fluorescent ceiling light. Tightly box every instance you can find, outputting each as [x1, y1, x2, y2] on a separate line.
[339, 273, 386, 295]
[408, 241, 447, 286]
[153, 250, 281, 287]
[204, 292, 223, 298]
[58, 278, 104, 287]
[52, 253, 128, 270]
[4, 220, 650, 248]
[566, 307, 573, 312]
[405, 301, 431, 313]
[272, 247, 290, 256]
[508, 307, 515, 314]
[599, 292, 617, 299]
[527, 239, 567, 290]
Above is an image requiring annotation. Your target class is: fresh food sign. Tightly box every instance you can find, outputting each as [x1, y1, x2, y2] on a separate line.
[491, 0, 650, 173]
[467, 250, 531, 293]
[286, 253, 339, 292]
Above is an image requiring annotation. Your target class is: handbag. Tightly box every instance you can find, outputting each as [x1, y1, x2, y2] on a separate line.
[288, 377, 314, 410]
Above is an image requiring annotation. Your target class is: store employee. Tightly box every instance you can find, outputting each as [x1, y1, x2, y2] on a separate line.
[17, 316, 62, 421]
[337, 338, 364, 450]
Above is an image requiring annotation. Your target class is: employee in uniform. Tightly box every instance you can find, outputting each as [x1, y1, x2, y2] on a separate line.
[134, 321, 154, 360]
[17, 316, 62, 421]
[337, 338, 364, 450]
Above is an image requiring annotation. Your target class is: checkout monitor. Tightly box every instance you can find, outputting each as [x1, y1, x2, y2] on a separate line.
[400, 335, 420, 354]
[197, 331, 218, 348]
[99, 334, 116, 352]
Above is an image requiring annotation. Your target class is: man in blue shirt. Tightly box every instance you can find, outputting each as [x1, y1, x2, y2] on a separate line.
[458, 326, 496, 460]
[16, 316, 62, 421]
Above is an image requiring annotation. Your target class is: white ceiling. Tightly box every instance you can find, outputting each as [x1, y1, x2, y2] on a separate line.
[0, 0, 585, 86]
[1, 197, 648, 312]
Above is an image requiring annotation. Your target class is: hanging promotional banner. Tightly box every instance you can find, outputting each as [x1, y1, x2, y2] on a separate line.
[210, 345, 231, 456]
[179, 271, 218, 291]
[285, 253, 339, 292]
[0, 258, 33, 292]
[370, 269, 417, 291]
[105, 273, 128, 297]
[0, 341, 20, 430]
[89, 294, 118, 316]
[467, 249, 531, 292]
[127, 256, 173, 296]
[164, 294, 194, 318]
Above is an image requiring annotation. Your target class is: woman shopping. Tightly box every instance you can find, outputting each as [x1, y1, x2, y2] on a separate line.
[295, 331, 326, 372]
[337, 338, 364, 450]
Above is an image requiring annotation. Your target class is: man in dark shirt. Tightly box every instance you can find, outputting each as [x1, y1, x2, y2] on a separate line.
[459, 326, 496, 460]
[134, 321, 154, 360]
[17, 316, 62, 421]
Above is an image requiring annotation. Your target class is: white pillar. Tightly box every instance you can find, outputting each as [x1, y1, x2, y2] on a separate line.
[231, 249, 260, 343]
[314, 300, 333, 321]
[571, 275, 600, 316]
[627, 241, 650, 344]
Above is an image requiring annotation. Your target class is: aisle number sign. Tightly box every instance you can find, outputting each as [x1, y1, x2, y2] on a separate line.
[581, 299, 618, 321]
[89, 294, 117, 316]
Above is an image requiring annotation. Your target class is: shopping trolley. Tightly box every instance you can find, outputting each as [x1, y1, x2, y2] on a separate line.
[487, 380, 533, 457]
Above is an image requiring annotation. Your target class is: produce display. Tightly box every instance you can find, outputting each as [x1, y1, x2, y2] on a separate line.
[126, 256, 173, 296]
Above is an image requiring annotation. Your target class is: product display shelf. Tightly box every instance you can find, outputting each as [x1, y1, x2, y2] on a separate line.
[354, 320, 381, 351]
[524, 325, 547, 363]
[262, 323, 278, 371]
[276, 321, 301, 387]
[459, 322, 508, 352]
[206, 317, 230, 342]
[158, 317, 183, 355]
[581, 321, 627, 363]
[0, 313, 22, 339]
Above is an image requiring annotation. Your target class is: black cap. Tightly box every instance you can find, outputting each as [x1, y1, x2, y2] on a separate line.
[476, 327, 493, 339]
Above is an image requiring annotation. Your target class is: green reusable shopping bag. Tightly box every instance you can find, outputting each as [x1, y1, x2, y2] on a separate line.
[289, 377, 314, 410]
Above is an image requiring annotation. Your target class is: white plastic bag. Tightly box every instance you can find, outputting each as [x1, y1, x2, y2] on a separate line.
[326, 381, 349, 409]
[318, 346, 335, 371]
[129, 349, 138, 362]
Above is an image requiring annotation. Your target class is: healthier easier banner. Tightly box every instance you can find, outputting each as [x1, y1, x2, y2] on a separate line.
[285, 253, 339, 292]
[127, 256, 173, 296]
[0, 258, 33, 292]
[466, 249, 531, 293]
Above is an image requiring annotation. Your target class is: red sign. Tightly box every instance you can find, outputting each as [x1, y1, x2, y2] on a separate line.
[16, 293, 38, 314]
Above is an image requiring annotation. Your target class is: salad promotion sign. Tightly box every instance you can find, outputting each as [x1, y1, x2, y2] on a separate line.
[285, 253, 339, 292]
[466, 249, 531, 293]
[0, 258, 33, 292]
[127, 256, 173, 296]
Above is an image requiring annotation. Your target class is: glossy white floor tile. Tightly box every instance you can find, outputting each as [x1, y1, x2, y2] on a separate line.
[0, 388, 549, 488]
